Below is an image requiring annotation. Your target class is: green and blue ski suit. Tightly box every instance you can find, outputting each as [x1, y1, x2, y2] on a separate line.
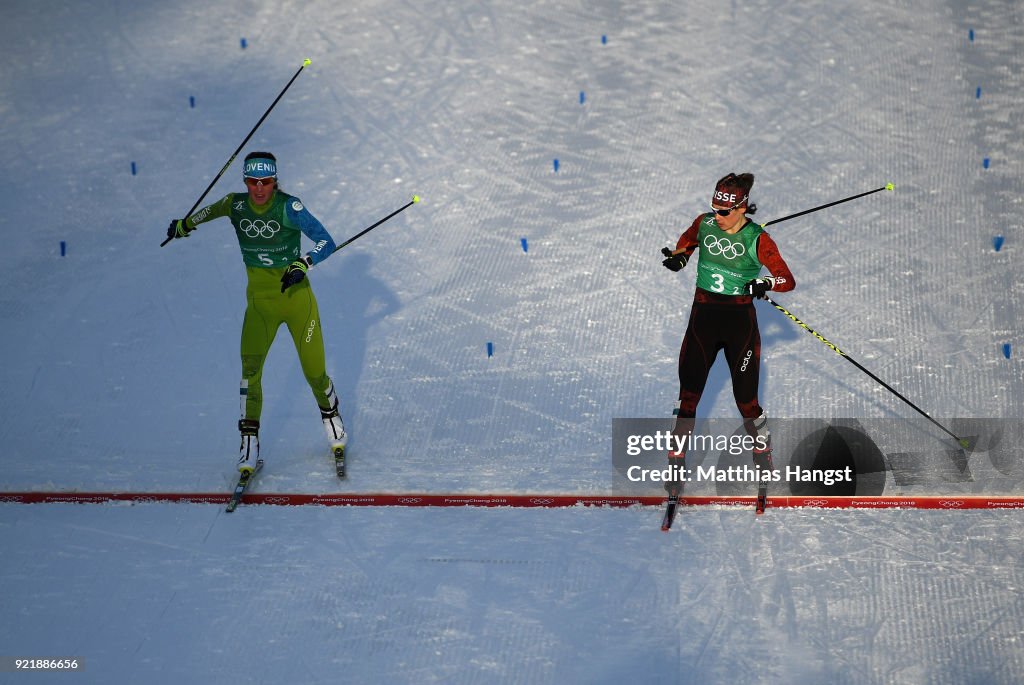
[186, 189, 337, 420]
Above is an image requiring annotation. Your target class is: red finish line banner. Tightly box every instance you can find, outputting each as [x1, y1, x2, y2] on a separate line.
[2, 492, 1024, 509]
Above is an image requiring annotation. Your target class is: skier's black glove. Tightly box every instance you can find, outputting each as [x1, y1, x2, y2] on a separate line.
[166, 218, 194, 240]
[744, 277, 775, 299]
[280, 256, 312, 293]
[661, 247, 687, 272]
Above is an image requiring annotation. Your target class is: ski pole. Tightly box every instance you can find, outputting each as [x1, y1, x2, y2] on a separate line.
[760, 183, 894, 228]
[765, 296, 969, 448]
[332, 195, 420, 254]
[161, 58, 313, 247]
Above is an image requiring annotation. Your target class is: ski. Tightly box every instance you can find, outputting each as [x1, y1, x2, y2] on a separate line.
[333, 446, 346, 479]
[662, 401, 684, 531]
[226, 459, 263, 512]
[661, 493, 679, 531]
[754, 446, 772, 515]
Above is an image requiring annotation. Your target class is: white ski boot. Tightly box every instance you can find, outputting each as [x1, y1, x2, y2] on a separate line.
[237, 419, 261, 474]
[321, 401, 348, 449]
[320, 383, 348, 477]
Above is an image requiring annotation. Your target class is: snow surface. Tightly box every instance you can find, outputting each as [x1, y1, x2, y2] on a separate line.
[1, 0, 1022, 682]
[3, 504, 1024, 684]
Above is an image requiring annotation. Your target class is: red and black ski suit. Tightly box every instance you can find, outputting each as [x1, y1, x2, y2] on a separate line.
[671, 214, 795, 428]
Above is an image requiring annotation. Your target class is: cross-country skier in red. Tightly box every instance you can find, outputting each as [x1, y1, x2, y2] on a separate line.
[660, 172, 796, 495]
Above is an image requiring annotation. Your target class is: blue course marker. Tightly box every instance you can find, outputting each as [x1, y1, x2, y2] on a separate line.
[983, 157, 990, 169]
[553, 159, 559, 173]
[521, 238, 528, 252]
[60, 241, 66, 257]
[994, 235, 1005, 252]
[487, 342, 494, 358]
[241, 38, 247, 49]
[1003, 343, 1012, 359]
[131, 161, 137, 175]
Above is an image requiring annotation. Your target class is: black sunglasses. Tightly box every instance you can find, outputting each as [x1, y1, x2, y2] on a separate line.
[709, 196, 747, 216]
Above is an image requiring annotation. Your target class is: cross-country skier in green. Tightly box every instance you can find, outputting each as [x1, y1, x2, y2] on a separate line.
[166, 151, 347, 474]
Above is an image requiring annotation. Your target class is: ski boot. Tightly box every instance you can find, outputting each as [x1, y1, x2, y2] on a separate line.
[320, 383, 348, 477]
[749, 412, 774, 472]
[749, 413, 773, 515]
[237, 419, 260, 474]
[752, 440, 774, 472]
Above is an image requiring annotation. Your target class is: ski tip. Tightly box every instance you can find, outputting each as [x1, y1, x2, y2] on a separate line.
[885, 182, 895, 191]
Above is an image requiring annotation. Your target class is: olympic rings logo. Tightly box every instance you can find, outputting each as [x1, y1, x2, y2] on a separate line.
[239, 218, 281, 239]
[703, 234, 745, 260]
